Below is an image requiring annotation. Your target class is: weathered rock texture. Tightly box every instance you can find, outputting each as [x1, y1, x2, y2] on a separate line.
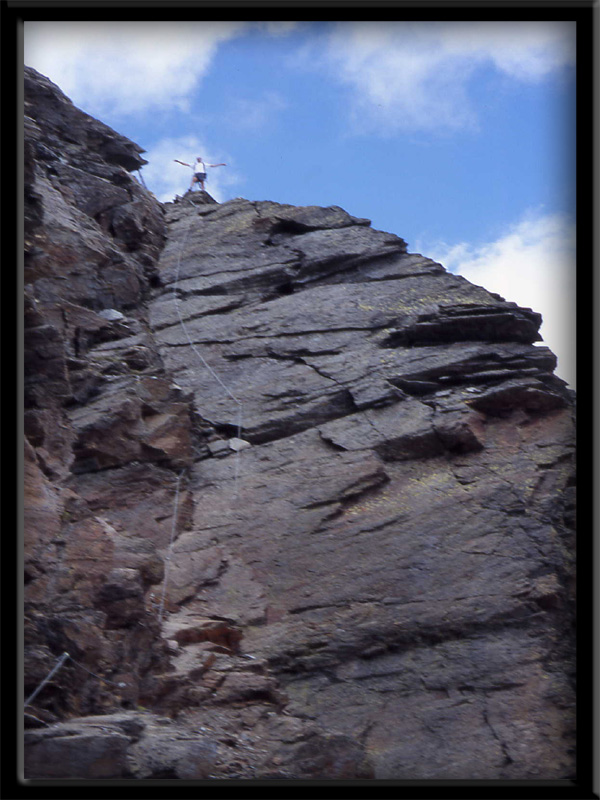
[23, 66, 576, 780]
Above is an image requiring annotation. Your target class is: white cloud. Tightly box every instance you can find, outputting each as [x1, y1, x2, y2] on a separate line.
[24, 21, 300, 119]
[439, 21, 576, 80]
[24, 21, 248, 117]
[419, 211, 576, 388]
[140, 135, 239, 202]
[322, 21, 576, 133]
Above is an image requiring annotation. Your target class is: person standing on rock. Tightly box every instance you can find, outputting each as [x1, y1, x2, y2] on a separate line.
[174, 156, 226, 192]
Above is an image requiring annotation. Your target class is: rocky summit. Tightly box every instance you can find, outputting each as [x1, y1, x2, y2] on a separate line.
[23, 66, 576, 781]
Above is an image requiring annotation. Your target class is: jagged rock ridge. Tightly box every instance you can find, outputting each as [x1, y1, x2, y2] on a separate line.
[23, 66, 576, 780]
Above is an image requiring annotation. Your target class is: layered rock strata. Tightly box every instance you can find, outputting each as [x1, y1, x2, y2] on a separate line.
[23, 66, 576, 780]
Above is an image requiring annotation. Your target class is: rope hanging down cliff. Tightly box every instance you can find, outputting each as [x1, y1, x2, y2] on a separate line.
[172, 196, 244, 492]
[149, 197, 246, 628]
[24, 652, 127, 710]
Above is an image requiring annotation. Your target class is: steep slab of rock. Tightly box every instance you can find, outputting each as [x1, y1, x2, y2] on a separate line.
[146, 194, 574, 779]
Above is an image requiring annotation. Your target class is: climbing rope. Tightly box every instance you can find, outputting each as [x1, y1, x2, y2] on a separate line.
[24, 652, 70, 709]
[24, 652, 127, 710]
[66, 655, 128, 689]
[153, 201, 245, 621]
[171, 196, 244, 493]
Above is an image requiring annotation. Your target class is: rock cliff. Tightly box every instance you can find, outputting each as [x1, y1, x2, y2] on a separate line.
[23, 66, 576, 780]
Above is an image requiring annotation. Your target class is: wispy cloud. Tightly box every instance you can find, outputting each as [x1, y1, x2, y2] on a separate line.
[141, 135, 239, 202]
[419, 210, 576, 387]
[435, 21, 576, 81]
[223, 91, 288, 133]
[321, 21, 576, 133]
[24, 22, 301, 120]
[24, 21, 249, 117]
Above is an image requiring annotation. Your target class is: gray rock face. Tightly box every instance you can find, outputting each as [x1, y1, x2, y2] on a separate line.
[23, 67, 575, 781]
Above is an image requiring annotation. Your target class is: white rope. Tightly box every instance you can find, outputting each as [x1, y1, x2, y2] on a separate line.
[173, 200, 243, 406]
[233, 403, 243, 497]
[172, 197, 244, 494]
[157, 470, 184, 625]
[24, 652, 70, 708]
[24, 652, 127, 709]
[67, 656, 128, 689]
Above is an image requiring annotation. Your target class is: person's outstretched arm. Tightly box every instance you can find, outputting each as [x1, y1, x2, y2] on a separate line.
[208, 163, 227, 168]
[174, 159, 191, 167]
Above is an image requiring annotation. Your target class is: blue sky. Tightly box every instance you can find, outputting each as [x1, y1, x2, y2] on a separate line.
[24, 20, 577, 386]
